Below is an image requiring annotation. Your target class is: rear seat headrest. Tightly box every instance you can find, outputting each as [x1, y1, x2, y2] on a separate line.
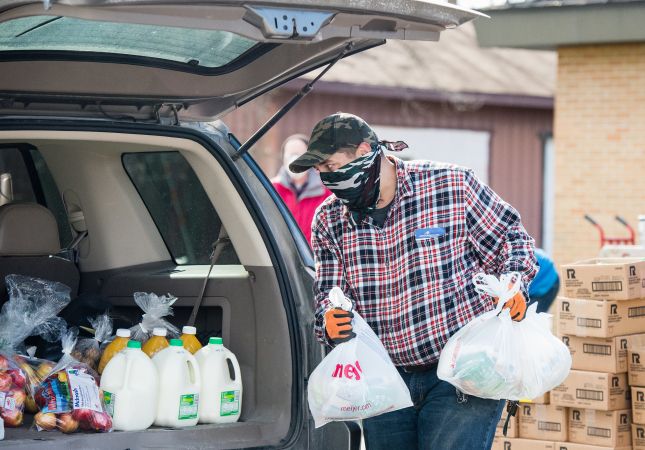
[0, 203, 61, 256]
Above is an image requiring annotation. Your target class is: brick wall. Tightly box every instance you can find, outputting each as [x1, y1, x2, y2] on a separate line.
[553, 43, 645, 266]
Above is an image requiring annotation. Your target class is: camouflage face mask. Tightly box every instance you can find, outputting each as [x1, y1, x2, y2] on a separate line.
[319, 147, 382, 222]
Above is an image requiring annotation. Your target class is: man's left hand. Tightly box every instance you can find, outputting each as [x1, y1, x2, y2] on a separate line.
[495, 291, 527, 321]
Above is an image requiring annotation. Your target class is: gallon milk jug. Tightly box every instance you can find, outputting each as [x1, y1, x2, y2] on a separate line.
[196, 337, 242, 423]
[98, 328, 131, 374]
[100, 340, 159, 431]
[153, 339, 201, 427]
[142, 327, 169, 358]
[180, 326, 202, 354]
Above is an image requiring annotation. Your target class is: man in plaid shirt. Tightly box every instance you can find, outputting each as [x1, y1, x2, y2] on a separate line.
[290, 112, 538, 450]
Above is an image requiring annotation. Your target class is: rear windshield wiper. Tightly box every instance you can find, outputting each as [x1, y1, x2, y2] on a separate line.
[15, 16, 62, 38]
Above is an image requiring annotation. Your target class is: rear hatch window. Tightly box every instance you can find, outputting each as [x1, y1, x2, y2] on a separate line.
[0, 15, 260, 70]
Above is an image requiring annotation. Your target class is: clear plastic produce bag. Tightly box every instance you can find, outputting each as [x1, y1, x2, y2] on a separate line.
[72, 313, 113, 371]
[437, 273, 571, 400]
[0, 275, 71, 427]
[129, 292, 179, 342]
[307, 287, 412, 428]
[34, 328, 113, 433]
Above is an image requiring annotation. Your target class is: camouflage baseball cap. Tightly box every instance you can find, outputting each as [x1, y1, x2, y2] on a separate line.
[288, 112, 378, 173]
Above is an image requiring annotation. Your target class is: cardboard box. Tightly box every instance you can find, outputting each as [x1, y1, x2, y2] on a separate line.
[629, 346, 645, 387]
[520, 392, 550, 405]
[551, 370, 629, 410]
[496, 412, 518, 438]
[633, 423, 645, 450]
[568, 408, 632, 447]
[563, 333, 645, 373]
[519, 403, 568, 441]
[633, 386, 645, 424]
[557, 296, 645, 338]
[492, 437, 555, 450]
[556, 442, 631, 450]
[561, 258, 645, 300]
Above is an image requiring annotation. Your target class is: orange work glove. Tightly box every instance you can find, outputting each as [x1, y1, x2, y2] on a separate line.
[324, 308, 356, 343]
[495, 291, 527, 321]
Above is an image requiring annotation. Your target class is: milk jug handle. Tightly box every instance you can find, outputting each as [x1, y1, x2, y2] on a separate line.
[186, 359, 199, 384]
[225, 350, 241, 382]
[121, 352, 133, 390]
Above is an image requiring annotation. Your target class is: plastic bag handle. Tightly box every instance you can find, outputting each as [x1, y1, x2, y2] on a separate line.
[328, 287, 353, 311]
[472, 272, 522, 315]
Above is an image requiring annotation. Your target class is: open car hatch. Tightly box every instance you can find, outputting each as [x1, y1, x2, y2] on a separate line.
[0, 0, 486, 121]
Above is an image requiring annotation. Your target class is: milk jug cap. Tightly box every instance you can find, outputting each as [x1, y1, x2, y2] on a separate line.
[209, 337, 223, 345]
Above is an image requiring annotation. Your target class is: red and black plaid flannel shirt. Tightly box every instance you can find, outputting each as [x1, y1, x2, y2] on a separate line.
[311, 157, 538, 367]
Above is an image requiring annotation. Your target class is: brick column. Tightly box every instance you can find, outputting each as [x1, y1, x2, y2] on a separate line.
[553, 43, 645, 265]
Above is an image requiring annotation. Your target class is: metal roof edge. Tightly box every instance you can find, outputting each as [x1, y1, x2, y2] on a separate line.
[474, 2, 645, 50]
[282, 79, 554, 109]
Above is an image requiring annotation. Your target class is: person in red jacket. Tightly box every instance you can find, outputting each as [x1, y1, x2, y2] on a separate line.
[272, 134, 331, 245]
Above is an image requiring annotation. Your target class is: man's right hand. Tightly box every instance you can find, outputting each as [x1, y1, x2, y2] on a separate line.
[324, 308, 356, 343]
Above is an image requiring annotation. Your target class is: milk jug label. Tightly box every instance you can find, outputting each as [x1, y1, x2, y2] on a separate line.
[178, 393, 198, 420]
[103, 391, 115, 417]
[220, 390, 240, 416]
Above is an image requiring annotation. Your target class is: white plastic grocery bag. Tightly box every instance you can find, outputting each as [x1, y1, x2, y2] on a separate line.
[307, 287, 413, 428]
[437, 273, 571, 401]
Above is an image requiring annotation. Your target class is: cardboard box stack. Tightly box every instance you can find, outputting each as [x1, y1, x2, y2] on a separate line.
[629, 330, 645, 450]
[497, 258, 645, 450]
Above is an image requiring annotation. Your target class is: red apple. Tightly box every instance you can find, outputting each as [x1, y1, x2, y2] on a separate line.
[8, 369, 26, 389]
[9, 388, 26, 406]
[88, 410, 112, 432]
[0, 371, 12, 391]
[71, 407, 93, 424]
[0, 408, 24, 427]
[58, 413, 80, 434]
[34, 411, 57, 431]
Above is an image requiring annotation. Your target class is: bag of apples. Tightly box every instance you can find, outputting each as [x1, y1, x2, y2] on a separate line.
[33, 328, 113, 434]
[0, 274, 72, 427]
[12, 348, 56, 414]
[0, 349, 28, 427]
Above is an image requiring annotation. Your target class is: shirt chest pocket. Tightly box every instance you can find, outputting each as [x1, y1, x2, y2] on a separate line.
[414, 234, 447, 257]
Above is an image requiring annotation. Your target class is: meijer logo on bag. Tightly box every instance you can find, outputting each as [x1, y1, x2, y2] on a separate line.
[620, 413, 628, 424]
[572, 410, 581, 421]
[562, 301, 570, 312]
[523, 405, 531, 416]
[637, 391, 644, 402]
[611, 304, 618, 315]
[332, 361, 363, 380]
[634, 353, 641, 364]
[567, 269, 576, 279]
[638, 427, 645, 439]
[612, 376, 620, 387]
[504, 442, 511, 450]
[562, 336, 570, 346]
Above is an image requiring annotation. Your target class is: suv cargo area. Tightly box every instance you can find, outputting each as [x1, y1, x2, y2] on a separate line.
[0, 124, 312, 449]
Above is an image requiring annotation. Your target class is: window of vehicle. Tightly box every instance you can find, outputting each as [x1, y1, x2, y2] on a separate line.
[0, 15, 259, 69]
[0, 145, 74, 247]
[123, 152, 239, 265]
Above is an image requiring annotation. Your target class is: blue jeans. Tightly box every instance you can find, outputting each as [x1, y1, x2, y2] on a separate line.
[363, 366, 505, 450]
